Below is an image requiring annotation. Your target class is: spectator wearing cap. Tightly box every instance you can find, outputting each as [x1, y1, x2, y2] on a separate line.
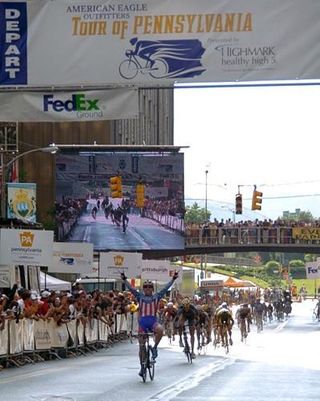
[24, 292, 41, 320]
[38, 291, 51, 317]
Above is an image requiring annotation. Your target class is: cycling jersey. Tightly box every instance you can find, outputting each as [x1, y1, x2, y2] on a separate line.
[124, 279, 174, 317]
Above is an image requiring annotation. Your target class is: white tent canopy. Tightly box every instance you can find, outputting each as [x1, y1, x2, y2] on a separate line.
[40, 271, 71, 292]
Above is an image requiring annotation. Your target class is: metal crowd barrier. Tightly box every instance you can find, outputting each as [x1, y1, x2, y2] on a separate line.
[0, 313, 139, 369]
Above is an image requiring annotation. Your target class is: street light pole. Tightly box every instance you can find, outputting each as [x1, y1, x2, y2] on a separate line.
[0, 145, 59, 218]
[205, 169, 208, 222]
[204, 169, 208, 278]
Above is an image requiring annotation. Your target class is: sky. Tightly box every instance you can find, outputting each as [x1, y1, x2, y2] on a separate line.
[173, 81, 320, 221]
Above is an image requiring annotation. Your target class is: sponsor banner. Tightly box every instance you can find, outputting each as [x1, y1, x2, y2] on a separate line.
[200, 279, 224, 289]
[141, 259, 170, 281]
[100, 251, 142, 279]
[50, 242, 93, 274]
[0, 89, 138, 121]
[292, 228, 320, 241]
[7, 182, 36, 222]
[0, 228, 54, 266]
[0, 2, 27, 85]
[0, 265, 11, 287]
[306, 260, 320, 279]
[1, 0, 320, 86]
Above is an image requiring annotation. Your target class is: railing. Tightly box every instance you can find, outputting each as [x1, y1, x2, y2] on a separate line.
[185, 226, 320, 246]
[0, 313, 138, 369]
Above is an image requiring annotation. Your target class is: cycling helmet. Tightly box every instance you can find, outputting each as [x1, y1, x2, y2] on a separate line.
[182, 297, 191, 306]
[167, 302, 174, 307]
[221, 302, 228, 308]
[130, 37, 138, 45]
[143, 280, 154, 289]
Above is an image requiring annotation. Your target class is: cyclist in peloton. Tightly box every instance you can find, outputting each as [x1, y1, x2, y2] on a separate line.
[163, 301, 178, 341]
[214, 302, 234, 346]
[195, 304, 212, 348]
[177, 297, 198, 359]
[236, 302, 252, 336]
[120, 271, 178, 377]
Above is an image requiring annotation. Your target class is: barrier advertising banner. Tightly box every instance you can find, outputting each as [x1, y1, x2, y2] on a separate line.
[0, 89, 139, 121]
[7, 182, 36, 222]
[1, 0, 320, 87]
[100, 251, 142, 279]
[0, 228, 54, 266]
[50, 242, 93, 274]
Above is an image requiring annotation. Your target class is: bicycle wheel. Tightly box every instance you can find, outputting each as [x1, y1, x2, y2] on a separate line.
[222, 331, 229, 354]
[119, 59, 139, 79]
[148, 347, 155, 380]
[150, 59, 168, 78]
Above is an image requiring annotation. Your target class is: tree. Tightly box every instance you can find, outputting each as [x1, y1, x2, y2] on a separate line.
[185, 202, 211, 224]
[279, 210, 315, 223]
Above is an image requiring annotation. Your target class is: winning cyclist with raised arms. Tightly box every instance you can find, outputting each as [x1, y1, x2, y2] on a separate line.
[120, 271, 179, 377]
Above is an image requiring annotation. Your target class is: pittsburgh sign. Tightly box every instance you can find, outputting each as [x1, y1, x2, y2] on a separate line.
[292, 228, 320, 241]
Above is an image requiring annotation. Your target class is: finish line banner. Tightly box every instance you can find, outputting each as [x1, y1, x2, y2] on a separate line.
[1, 0, 320, 87]
[0, 89, 139, 121]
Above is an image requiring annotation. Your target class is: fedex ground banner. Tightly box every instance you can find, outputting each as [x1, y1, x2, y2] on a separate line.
[0, 89, 138, 121]
[1, 0, 320, 87]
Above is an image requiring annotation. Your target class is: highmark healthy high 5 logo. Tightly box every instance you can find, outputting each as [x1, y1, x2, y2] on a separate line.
[43, 93, 103, 119]
[0, 2, 28, 85]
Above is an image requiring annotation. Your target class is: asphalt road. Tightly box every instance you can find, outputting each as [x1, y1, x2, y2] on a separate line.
[68, 200, 184, 250]
[0, 300, 319, 401]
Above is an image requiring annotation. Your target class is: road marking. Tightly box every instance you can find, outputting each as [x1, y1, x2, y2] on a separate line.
[147, 358, 235, 401]
[274, 319, 289, 332]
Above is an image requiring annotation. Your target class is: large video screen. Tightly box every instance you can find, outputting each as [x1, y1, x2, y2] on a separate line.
[55, 150, 185, 252]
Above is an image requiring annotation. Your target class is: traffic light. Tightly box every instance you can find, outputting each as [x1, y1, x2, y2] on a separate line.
[109, 176, 122, 198]
[136, 183, 145, 208]
[251, 189, 263, 210]
[235, 193, 243, 214]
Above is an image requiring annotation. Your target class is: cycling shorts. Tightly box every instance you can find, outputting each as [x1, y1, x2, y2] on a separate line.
[138, 316, 158, 333]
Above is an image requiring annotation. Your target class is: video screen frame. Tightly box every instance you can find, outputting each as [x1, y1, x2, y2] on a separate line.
[55, 149, 185, 252]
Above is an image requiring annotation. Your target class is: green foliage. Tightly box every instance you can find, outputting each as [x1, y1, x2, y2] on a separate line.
[280, 210, 314, 223]
[185, 202, 211, 223]
[304, 254, 316, 262]
[288, 259, 304, 267]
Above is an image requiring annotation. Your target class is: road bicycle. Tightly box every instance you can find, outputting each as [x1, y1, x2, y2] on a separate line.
[182, 322, 193, 364]
[219, 322, 230, 354]
[239, 318, 248, 343]
[139, 332, 155, 382]
[119, 51, 168, 79]
[164, 319, 174, 345]
[197, 323, 207, 355]
[255, 314, 263, 333]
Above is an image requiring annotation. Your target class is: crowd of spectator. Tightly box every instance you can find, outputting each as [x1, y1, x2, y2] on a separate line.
[185, 217, 320, 246]
[0, 282, 138, 334]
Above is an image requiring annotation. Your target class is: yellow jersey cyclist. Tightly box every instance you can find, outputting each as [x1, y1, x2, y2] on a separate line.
[214, 301, 234, 346]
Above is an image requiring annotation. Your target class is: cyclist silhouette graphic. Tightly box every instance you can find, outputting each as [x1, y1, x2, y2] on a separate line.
[119, 37, 206, 80]
[128, 37, 162, 67]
